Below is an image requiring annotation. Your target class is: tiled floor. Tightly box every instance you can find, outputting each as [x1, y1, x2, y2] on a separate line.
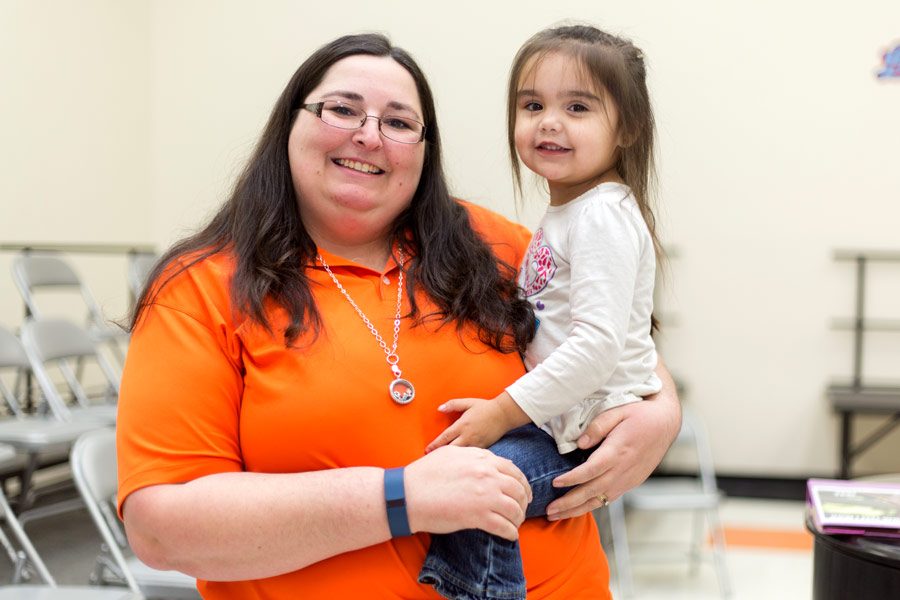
[600, 497, 813, 600]
[3, 479, 815, 598]
[0, 471, 102, 585]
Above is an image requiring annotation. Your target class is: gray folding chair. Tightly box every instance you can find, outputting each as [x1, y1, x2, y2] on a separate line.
[0, 440, 141, 599]
[71, 429, 200, 599]
[608, 407, 732, 598]
[19, 319, 118, 426]
[126, 253, 157, 301]
[0, 326, 109, 515]
[0, 326, 31, 420]
[11, 253, 128, 369]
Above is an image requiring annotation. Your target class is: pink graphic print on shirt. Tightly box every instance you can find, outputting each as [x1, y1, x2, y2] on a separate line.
[520, 228, 556, 297]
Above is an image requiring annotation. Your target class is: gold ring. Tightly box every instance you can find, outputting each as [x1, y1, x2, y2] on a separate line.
[597, 493, 609, 507]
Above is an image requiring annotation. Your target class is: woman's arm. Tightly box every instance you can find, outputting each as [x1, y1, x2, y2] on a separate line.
[121, 280, 531, 581]
[544, 357, 682, 520]
[124, 445, 531, 581]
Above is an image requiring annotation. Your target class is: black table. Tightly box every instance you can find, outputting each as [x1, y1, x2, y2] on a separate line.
[807, 514, 900, 599]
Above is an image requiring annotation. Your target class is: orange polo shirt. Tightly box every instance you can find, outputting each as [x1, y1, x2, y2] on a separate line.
[116, 201, 610, 599]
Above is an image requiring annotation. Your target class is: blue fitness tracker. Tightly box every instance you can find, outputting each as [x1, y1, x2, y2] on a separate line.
[384, 467, 412, 537]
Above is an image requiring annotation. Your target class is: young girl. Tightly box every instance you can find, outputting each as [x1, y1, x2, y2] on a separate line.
[419, 25, 663, 600]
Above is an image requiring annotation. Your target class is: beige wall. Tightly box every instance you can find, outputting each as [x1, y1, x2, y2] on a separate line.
[0, 0, 152, 327]
[3, 0, 900, 477]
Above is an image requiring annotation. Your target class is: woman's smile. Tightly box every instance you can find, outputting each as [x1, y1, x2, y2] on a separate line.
[332, 157, 385, 175]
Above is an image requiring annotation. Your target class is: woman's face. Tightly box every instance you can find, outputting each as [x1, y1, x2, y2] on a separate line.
[288, 55, 426, 253]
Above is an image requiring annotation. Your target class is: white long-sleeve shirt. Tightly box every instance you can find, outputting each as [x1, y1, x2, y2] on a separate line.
[506, 182, 662, 453]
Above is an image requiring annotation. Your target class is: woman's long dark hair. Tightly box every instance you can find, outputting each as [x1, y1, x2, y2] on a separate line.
[131, 33, 534, 353]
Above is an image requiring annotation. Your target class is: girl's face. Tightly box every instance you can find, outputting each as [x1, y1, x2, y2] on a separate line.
[288, 55, 426, 252]
[513, 51, 622, 205]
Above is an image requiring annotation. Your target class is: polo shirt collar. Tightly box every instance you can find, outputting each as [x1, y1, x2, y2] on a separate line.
[313, 246, 405, 274]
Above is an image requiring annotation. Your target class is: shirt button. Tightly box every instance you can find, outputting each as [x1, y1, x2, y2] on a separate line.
[382, 276, 391, 285]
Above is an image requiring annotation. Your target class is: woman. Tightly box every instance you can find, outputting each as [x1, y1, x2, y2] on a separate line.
[117, 33, 681, 599]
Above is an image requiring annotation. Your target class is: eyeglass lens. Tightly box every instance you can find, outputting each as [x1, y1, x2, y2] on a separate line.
[317, 101, 423, 143]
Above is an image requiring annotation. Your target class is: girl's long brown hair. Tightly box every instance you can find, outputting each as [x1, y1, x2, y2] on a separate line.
[507, 25, 663, 260]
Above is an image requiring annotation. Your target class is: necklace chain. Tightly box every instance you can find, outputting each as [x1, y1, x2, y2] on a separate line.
[317, 252, 404, 367]
[317, 251, 415, 404]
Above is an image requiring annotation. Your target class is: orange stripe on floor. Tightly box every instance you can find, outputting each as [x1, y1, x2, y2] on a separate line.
[718, 527, 813, 551]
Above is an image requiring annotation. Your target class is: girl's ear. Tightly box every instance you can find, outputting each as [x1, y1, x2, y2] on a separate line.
[617, 125, 636, 149]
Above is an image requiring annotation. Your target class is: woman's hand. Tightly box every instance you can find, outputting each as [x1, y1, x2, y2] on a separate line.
[545, 359, 682, 520]
[405, 445, 532, 541]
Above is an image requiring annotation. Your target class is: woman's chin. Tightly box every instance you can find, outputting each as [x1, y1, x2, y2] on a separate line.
[331, 185, 412, 220]
[333, 191, 382, 212]
[326, 207, 393, 245]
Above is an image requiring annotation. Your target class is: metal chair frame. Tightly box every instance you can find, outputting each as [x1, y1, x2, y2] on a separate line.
[0, 326, 109, 515]
[608, 407, 732, 598]
[0, 440, 141, 598]
[126, 253, 157, 301]
[12, 253, 129, 371]
[71, 429, 200, 599]
[19, 319, 118, 426]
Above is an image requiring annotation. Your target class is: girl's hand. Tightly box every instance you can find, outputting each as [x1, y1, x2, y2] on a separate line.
[426, 392, 532, 453]
[404, 445, 532, 541]
[425, 398, 508, 451]
[545, 362, 681, 520]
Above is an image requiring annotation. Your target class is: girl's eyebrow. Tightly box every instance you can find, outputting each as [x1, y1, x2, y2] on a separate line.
[564, 90, 602, 102]
[516, 89, 602, 103]
[319, 90, 422, 120]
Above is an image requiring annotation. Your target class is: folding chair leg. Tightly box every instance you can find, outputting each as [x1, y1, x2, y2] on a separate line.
[0, 526, 19, 566]
[12, 550, 30, 584]
[63, 359, 91, 408]
[706, 508, 732, 598]
[0, 486, 55, 584]
[689, 508, 704, 575]
[13, 453, 39, 513]
[607, 499, 635, 598]
[106, 338, 127, 369]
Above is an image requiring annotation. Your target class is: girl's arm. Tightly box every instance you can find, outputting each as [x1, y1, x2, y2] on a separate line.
[544, 356, 682, 519]
[505, 199, 651, 427]
[427, 199, 652, 450]
[124, 445, 531, 581]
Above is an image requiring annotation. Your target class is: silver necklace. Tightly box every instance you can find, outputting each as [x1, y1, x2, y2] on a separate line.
[317, 251, 415, 405]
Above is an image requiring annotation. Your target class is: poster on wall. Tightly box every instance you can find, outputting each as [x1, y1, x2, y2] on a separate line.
[876, 41, 900, 79]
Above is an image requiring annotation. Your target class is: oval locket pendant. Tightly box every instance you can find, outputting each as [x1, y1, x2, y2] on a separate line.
[390, 378, 415, 405]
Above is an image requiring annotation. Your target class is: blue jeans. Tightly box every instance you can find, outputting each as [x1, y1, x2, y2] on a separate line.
[418, 424, 592, 600]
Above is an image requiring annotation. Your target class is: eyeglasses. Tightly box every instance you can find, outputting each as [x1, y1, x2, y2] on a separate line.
[300, 100, 426, 144]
